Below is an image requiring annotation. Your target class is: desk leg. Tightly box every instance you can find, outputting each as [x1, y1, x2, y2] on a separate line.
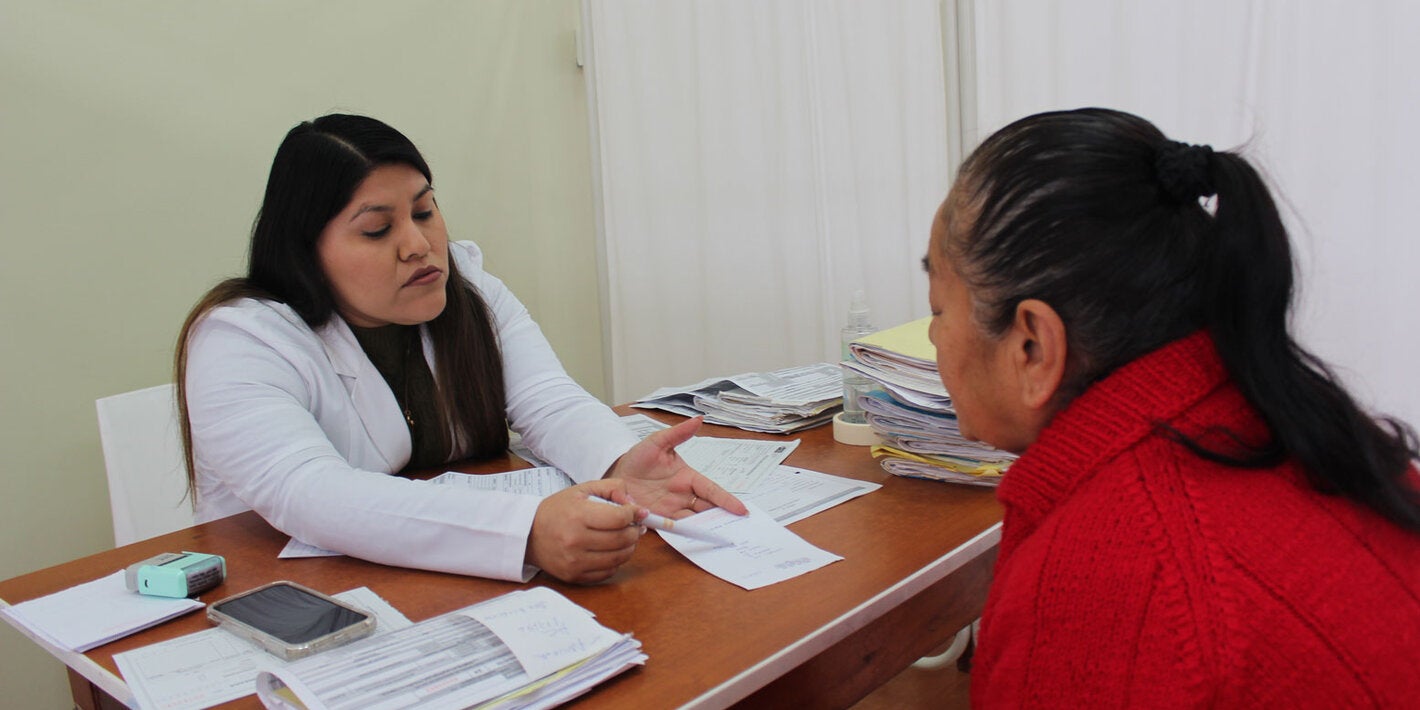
[737, 544, 997, 709]
[67, 668, 127, 710]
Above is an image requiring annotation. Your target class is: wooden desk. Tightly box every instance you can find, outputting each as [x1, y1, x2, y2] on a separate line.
[0, 411, 1001, 709]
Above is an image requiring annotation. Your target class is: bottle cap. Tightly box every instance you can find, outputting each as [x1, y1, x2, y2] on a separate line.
[847, 290, 870, 326]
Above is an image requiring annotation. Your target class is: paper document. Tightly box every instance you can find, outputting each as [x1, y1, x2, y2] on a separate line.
[656, 503, 843, 590]
[675, 436, 798, 493]
[277, 538, 341, 559]
[726, 363, 844, 405]
[1, 570, 204, 652]
[508, 430, 551, 468]
[625, 416, 804, 494]
[635, 363, 843, 434]
[625, 414, 879, 520]
[255, 587, 644, 710]
[741, 465, 881, 525]
[428, 466, 575, 496]
[115, 587, 410, 710]
[620, 412, 670, 438]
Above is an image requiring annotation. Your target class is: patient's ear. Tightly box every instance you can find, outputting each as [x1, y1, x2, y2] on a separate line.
[1005, 299, 1067, 411]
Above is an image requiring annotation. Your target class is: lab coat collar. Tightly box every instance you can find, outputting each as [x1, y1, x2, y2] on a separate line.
[314, 316, 413, 471]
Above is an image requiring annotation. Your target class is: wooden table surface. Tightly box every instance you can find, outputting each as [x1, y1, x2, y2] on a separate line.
[0, 410, 1001, 709]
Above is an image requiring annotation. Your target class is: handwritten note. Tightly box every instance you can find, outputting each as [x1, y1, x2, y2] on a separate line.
[464, 587, 619, 681]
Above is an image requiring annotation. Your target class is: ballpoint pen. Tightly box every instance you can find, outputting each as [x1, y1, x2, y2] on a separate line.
[590, 497, 736, 547]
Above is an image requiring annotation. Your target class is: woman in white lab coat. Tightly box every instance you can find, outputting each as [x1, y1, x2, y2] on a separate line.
[176, 114, 744, 584]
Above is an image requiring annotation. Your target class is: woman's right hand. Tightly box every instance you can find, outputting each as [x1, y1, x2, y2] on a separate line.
[525, 479, 643, 584]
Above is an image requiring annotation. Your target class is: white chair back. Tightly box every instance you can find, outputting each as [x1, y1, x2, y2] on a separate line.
[96, 383, 194, 545]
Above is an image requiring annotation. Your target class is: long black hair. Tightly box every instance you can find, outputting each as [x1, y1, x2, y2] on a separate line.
[942, 107, 1419, 531]
[176, 115, 509, 500]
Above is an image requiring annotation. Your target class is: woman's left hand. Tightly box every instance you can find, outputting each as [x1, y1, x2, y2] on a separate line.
[605, 416, 749, 519]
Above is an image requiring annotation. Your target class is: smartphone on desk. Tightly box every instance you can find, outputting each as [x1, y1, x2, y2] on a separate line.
[208, 581, 375, 660]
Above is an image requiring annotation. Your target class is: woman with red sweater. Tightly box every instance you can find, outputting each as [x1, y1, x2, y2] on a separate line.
[923, 108, 1420, 707]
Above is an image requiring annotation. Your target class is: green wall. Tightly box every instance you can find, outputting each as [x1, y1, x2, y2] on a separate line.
[0, 2, 604, 707]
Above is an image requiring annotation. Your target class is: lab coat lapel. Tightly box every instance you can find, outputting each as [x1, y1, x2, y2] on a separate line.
[315, 317, 412, 471]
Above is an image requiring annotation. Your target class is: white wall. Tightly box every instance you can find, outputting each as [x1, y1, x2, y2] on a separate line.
[970, 0, 1420, 431]
[0, 2, 602, 707]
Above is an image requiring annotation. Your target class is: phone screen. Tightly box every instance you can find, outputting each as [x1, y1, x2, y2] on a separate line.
[212, 584, 369, 644]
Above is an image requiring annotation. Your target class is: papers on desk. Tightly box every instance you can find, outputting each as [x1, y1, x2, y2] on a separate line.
[621, 413, 797, 493]
[425, 433, 798, 500]
[0, 570, 203, 652]
[429, 465, 574, 495]
[115, 587, 410, 710]
[656, 503, 842, 590]
[278, 414, 857, 593]
[633, 363, 843, 433]
[254, 587, 644, 710]
[428, 426, 863, 590]
[676, 436, 798, 493]
[740, 464, 881, 526]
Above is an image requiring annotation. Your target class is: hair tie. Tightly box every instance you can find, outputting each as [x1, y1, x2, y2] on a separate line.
[1154, 140, 1215, 204]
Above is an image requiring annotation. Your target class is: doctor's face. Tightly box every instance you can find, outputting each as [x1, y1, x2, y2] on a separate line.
[317, 163, 450, 328]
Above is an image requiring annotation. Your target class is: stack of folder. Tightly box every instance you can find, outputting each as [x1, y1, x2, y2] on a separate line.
[842, 317, 1015, 487]
[634, 363, 843, 434]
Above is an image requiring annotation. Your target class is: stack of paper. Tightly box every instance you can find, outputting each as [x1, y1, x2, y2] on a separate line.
[844, 318, 1015, 486]
[634, 363, 843, 434]
[115, 587, 411, 710]
[0, 570, 204, 652]
[255, 587, 645, 710]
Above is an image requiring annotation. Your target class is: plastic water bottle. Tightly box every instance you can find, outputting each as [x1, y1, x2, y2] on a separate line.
[839, 290, 876, 425]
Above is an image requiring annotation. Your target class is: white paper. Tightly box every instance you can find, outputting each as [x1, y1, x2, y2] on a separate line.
[461, 587, 618, 681]
[255, 587, 644, 710]
[427, 467, 574, 496]
[508, 430, 550, 468]
[657, 503, 842, 590]
[741, 465, 881, 525]
[627, 413, 801, 492]
[619, 413, 670, 438]
[276, 539, 342, 559]
[675, 437, 798, 493]
[634, 364, 842, 434]
[424, 433, 797, 500]
[1, 570, 204, 652]
[726, 363, 844, 405]
[115, 587, 411, 710]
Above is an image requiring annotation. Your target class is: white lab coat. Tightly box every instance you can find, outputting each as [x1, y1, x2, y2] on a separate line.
[184, 241, 638, 581]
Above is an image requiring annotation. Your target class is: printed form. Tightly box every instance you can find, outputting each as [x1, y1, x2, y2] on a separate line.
[115, 587, 410, 710]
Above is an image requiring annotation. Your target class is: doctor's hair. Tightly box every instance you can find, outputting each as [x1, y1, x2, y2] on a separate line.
[937, 107, 1419, 531]
[175, 114, 509, 501]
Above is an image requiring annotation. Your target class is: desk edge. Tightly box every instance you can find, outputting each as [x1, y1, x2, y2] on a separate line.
[682, 520, 1003, 709]
[0, 598, 137, 708]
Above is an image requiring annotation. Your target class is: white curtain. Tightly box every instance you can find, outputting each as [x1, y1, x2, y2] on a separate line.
[970, 0, 1420, 430]
[583, 0, 949, 403]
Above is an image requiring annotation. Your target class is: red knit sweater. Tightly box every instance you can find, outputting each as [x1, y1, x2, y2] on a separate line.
[971, 332, 1420, 708]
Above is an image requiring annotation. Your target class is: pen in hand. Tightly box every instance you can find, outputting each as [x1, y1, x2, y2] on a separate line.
[589, 496, 736, 547]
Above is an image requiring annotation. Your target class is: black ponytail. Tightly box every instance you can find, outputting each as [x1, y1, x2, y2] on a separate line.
[1194, 151, 1420, 529]
[947, 107, 1420, 532]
